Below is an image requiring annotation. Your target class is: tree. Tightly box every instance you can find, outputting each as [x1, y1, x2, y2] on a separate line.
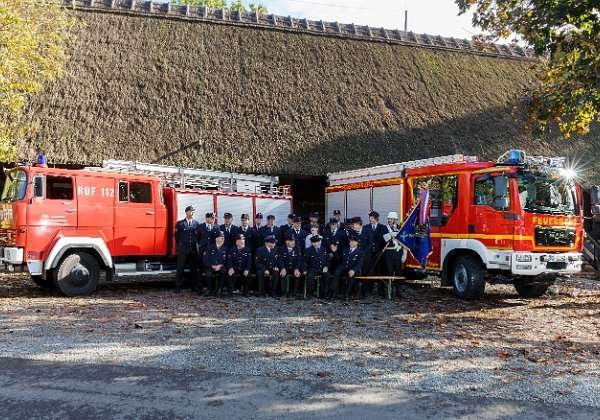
[0, 0, 76, 160]
[172, 0, 268, 14]
[456, 0, 599, 138]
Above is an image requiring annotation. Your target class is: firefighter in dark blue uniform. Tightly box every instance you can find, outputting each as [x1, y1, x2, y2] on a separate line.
[259, 215, 280, 246]
[348, 217, 373, 276]
[279, 213, 295, 241]
[174, 206, 200, 293]
[366, 210, 388, 293]
[203, 230, 229, 296]
[330, 233, 364, 300]
[233, 214, 255, 250]
[304, 235, 328, 297]
[288, 216, 308, 254]
[255, 235, 280, 297]
[302, 212, 321, 233]
[220, 212, 236, 248]
[227, 233, 253, 296]
[323, 218, 346, 250]
[278, 234, 304, 297]
[198, 212, 219, 266]
[248, 213, 263, 254]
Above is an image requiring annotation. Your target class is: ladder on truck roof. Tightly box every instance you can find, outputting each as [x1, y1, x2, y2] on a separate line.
[85, 160, 289, 196]
[327, 154, 479, 186]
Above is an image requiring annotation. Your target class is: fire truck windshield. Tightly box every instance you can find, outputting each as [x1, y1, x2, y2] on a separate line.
[517, 173, 577, 215]
[1, 169, 27, 203]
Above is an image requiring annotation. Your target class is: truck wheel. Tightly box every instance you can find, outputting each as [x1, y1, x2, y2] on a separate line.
[451, 255, 486, 300]
[31, 275, 53, 290]
[514, 279, 551, 298]
[53, 252, 100, 296]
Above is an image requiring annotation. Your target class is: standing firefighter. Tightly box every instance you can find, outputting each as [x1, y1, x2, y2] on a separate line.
[227, 233, 252, 296]
[255, 235, 280, 297]
[174, 205, 200, 293]
[383, 211, 405, 298]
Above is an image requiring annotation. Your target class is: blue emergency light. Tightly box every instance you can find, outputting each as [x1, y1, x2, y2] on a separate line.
[36, 153, 48, 168]
[497, 149, 526, 165]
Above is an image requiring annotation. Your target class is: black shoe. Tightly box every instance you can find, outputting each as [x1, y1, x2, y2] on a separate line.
[175, 287, 181, 294]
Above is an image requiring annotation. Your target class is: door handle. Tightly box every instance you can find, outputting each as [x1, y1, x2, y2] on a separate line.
[145, 210, 155, 215]
[65, 209, 77, 213]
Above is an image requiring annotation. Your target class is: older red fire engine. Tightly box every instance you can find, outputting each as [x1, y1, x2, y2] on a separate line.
[326, 151, 584, 299]
[0, 160, 291, 296]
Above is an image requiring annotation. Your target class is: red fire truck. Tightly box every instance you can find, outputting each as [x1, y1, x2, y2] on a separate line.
[326, 151, 584, 299]
[0, 160, 292, 296]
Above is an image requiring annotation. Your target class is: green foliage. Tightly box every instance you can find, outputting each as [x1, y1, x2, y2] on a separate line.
[0, 0, 76, 160]
[172, 0, 268, 14]
[456, 0, 600, 139]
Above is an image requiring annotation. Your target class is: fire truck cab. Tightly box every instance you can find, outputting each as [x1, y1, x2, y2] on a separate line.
[326, 151, 584, 299]
[0, 160, 291, 296]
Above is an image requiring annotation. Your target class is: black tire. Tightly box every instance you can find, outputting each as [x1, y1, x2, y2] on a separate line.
[31, 274, 53, 289]
[451, 255, 486, 299]
[514, 279, 551, 298]
[53, 252, 100, 296]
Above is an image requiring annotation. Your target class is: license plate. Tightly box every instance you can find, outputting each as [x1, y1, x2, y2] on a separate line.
[547, 255, 566, 262]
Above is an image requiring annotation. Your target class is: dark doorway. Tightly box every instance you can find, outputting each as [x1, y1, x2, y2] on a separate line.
[279, 175, 327, 222]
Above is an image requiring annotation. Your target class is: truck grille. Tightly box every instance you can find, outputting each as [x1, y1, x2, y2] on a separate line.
[534, 226, 576, 247]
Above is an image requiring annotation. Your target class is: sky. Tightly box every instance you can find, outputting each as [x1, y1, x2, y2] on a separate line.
[246, 0, 478, 39]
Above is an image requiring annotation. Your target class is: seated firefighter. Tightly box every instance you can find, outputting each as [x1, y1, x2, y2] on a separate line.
[255, 235, 280, 297]
[304, 235, 329, 298]
[330, 233, 364, 300]
[203, 231, 229, 297]
[278, 233, 304, 298]
[227, 233, 252, 296]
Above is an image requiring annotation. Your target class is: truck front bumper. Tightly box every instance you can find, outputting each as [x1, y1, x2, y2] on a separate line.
[511, 252, 582, 276]
[0, 247, 42, 275]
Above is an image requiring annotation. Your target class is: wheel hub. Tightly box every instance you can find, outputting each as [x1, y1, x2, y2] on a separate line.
[453, 263, 468, 293]
[69, 263, 91, 287]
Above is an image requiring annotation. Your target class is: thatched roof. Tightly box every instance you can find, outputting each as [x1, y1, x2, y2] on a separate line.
[21, 3, 600, 181]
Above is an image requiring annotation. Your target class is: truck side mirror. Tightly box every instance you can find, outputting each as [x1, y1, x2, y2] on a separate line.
[33, 176, 44, 198]
[591, 186, 600, 215]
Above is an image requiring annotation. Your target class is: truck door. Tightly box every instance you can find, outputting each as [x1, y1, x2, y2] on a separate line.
[114, 179, 156, 256]
[470, 173, 515, 250]
[27, 174, 77, 253]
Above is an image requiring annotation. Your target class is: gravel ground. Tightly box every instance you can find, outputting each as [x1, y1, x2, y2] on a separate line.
[0, 273, 599, 409]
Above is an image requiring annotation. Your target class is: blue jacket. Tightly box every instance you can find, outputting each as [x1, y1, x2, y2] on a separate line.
[278, 246, 303, 272]
[287, 228, 308, 253]
[219, 223, 237, 248]
[342, 247, 364, 274]
[198, 222, 219, 249]
[304, 245, 328, 272]
[174, 218, 200, 254]
[203, 244, 228, 267]
[255, 246, 279, 272]
[232, 225, 257, 251]
[259, 225, 280, 245]
[322, 225, 346, 249]
[227, 246, 252, 272]
[366, 223, 388, 253]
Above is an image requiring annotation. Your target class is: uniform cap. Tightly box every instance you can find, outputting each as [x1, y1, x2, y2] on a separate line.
[267, 214, 276, 220]
[264, 235, 276, 243]
[284, 233, 296, 242]
[352, 217, 363, 225]
[310, 212, 319, 218]
[329, 218, 338, 224]
[287, 213, 296, 219]
[369, 211, 380, 219]
[234, 233, 245, 241]
[387, 211, 399, 220]
[185, 205, 195, 212]
[333, 209, 342, 215]
[214, 230, 225, 238]
[255, 213, 263, 219]
[293, 216, 302, 223]
[205, 212, 214, 218]
[241, 213, 249, 220]
[310, 235, 322, 243]
[224, 212, 233, 218]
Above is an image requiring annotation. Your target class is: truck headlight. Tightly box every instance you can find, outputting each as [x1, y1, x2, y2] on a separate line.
[515, 254, 532, 262]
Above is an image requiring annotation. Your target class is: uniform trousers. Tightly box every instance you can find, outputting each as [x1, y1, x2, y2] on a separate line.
[176, 251, 199, 290]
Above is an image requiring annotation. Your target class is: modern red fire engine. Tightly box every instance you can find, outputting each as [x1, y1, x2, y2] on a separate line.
[326, 151, 584, 299]
[0, 160, 291, 296]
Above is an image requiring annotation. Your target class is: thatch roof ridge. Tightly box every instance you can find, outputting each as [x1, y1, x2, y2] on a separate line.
[63, 0, 535, 61]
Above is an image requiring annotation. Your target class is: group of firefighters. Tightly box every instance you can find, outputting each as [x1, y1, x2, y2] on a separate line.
[175, 206, 406, 300]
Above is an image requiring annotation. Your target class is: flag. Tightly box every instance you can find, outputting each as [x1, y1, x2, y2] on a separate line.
[397, 196, 432, 269]
[419, 188, 430, 224]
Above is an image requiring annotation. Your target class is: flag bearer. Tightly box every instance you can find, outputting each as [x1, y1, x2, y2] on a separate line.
[383, 211, 405, 298]
[174, 205, 200, 293]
